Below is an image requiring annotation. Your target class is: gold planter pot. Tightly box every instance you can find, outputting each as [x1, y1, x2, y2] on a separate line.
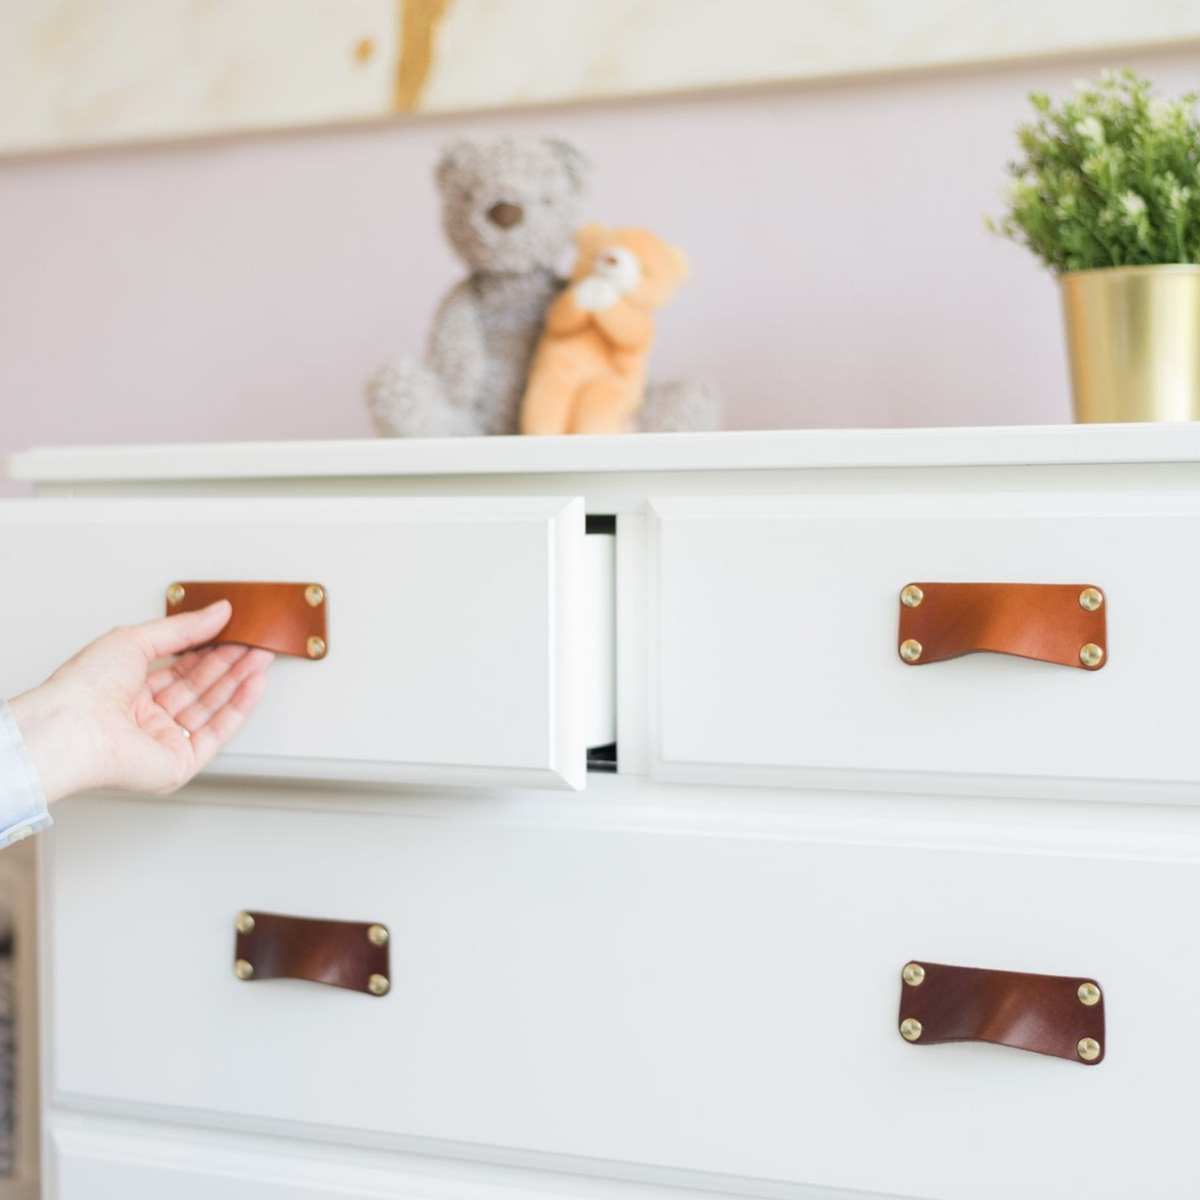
[1061, 264, 1200, 423]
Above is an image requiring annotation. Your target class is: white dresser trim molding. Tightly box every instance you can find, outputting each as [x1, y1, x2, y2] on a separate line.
[14, 423, 1200, 484]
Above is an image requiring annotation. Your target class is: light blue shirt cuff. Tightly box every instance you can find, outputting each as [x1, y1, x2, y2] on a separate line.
[0, 701, 52, 848]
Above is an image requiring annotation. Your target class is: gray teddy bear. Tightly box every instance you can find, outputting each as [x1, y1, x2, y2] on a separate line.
[366, 137, 720, 438]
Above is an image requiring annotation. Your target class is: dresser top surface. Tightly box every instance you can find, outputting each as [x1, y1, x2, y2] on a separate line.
[10, 423, 1200, 483]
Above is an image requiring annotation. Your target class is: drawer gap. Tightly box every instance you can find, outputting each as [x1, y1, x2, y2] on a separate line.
[588, 742, 617, 773]
[585, 518, 617, 769]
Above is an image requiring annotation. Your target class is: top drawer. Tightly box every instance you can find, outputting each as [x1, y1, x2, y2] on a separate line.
[2, 496, 586, 790]
[651, 490, 1200, 791]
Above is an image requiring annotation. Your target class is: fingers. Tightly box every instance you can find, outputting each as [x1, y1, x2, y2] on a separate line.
[151, 644, 265, 716]
[133, 600, 233, 662]
[174, 648, 272, 739]
[185, 671, 270, 773]
[141, 642, 272, 792]
[147, 649, 203, 695]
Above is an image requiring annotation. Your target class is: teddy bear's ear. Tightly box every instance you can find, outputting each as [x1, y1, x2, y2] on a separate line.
[435, 140, 476, 190]
[543, 138, 588, 192]
[668, 243, 691, 284]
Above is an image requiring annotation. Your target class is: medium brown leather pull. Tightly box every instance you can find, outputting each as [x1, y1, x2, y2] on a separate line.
[166, 581, 328, 659]
[233, 911, 390, 996]
[898, 961, 1105, 1065]
[897, 582, 1106, 670]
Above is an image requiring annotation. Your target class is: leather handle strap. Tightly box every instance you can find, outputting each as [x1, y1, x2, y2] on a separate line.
[166, 581, 328, 659]
[898, 961, 1105, 1065]
[233, 911, 391, 997]
[897, 582, 1106, 669]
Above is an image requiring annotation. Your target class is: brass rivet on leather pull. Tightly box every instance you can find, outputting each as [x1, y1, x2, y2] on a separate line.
[1077, 1037, 1101, 1061]
[1078, 981, 1101, 1006]
[1079, 587, 1104, 612]
[234, 959, 254, 981]
[902, 962, 926, 987]
[900, 1018, 923, 1042]
[367, 924, 389, 947]
[1079, 643, 1104, 667]
[235, 911, 255, 934]
[167, 583, 185, 606]
[307, 635, 327, 659]
[305, 585, 324, 607]
[901, 585, 924, 608]
[900, 639, 923, 664]
[367, 974, 390, 997]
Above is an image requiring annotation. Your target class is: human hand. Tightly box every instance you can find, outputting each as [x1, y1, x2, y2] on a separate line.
[9, 601, 271, 803]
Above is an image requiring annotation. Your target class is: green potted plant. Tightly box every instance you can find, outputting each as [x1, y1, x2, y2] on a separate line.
[992, 70, 1200, 422]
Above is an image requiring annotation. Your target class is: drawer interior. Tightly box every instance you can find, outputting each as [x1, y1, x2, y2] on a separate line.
[585, 517, 616, 767]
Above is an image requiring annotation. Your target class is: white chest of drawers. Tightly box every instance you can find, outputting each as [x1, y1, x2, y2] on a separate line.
[8, 426, 1200, 1200]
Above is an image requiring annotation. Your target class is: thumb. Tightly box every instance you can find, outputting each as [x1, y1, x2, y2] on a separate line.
[134, 599, 233, 661]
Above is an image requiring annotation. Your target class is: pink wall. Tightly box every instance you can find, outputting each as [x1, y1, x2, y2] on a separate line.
[2, 43, 1199, 490]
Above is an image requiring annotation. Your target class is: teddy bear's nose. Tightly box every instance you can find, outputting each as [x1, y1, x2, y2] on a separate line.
[487, 202, 524, 229]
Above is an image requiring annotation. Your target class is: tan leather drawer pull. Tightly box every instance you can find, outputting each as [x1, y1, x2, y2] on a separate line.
[166, 581, 328, 659]
[897, 582, 1106, 670]
[233, 911, 391, 997]
[897, 961, 1105, 1065]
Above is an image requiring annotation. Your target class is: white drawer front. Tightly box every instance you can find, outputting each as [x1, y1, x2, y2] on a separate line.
[53, 1135, 338, 1200]
[45, 790, 1194, 1200]
[651, 491, 1200, 789]
[48, 1114, 801, 1200]
[3, 496, 585, 790]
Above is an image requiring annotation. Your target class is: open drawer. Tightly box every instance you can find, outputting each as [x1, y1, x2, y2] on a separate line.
[1, 496, 589, 790]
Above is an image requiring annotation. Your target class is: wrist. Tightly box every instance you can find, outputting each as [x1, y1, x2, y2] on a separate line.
[8, 684, 90, 804]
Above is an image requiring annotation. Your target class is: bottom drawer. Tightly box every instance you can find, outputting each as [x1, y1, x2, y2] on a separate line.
[52, 1128, 332, 1200]
[44, 788, 1200, 1200]
[47, 1115, 773, 1200]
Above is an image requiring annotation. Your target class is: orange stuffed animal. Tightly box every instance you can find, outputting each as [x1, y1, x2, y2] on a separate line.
[519, 223, 690, 435]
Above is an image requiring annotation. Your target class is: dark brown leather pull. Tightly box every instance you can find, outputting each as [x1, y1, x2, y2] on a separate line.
[166, 581, 328, 659]
[897, 582, 1106, 670]
[233, 911, 390, 997]
[898, 961, 1105, 1065]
